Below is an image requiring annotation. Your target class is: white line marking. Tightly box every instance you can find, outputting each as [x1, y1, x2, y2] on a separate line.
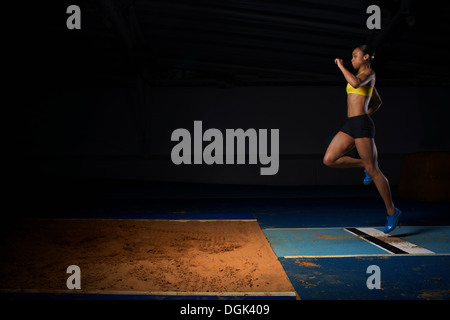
[33, 218, 257, 222]
[354, 228, 435, 254]
[284, 254, 391, 258]
[264, 226, 450, 231]
[344, 228, 398, 254]
[283, 254, 450, 259]
[0, 289, 296, 296]
[150, 219, 257, 222]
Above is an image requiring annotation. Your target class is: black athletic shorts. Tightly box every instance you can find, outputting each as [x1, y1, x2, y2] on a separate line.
[340, 114, 375, 139]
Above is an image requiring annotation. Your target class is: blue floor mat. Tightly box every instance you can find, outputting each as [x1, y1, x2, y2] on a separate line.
[280, 255, 450, 300]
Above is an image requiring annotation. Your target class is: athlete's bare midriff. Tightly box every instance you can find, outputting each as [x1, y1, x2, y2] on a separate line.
[347, 93, 371, 117]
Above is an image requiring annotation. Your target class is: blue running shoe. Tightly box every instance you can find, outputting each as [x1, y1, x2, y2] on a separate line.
[363, 169, 372, 185]
[384, 208, 402, 233]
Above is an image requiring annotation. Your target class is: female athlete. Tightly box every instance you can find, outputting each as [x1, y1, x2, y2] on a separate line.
[323, 45, 402, 233]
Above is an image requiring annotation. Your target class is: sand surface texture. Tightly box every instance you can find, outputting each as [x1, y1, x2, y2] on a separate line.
[0, 219, 295, 296]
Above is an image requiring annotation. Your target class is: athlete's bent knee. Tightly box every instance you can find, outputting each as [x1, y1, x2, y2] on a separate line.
[364, 165, 379, 178]
[323, 155, 335, 167]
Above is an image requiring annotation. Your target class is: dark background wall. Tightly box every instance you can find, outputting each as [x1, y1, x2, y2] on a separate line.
[8, 0, 450, 191]
[16, 84, 448, 186]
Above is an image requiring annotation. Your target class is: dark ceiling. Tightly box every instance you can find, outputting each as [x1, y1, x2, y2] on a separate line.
[24, 0, 450, 87]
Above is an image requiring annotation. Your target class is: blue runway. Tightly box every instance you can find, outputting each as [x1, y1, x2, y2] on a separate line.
[279, 255, 450, 300]
[263, 226, 450, 257]
[253, 195, 450, 300]
[262, 226, 450, 299]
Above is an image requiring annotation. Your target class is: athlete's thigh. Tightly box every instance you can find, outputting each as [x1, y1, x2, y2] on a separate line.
[325, 131, 355, 160]
[354, 138, 378, 165]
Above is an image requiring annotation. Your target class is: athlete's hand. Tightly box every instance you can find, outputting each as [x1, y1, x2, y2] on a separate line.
[334, 58, 344, 68]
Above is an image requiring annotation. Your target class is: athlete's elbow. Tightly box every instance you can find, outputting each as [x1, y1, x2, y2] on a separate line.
[371, 103, 381, 114]
[350, 80, 361, 88]
[375, 90, 382, 106]
[373, 96, 382, 109]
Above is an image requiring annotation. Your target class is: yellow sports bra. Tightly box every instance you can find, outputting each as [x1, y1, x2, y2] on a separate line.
[346, 71, 373, 97]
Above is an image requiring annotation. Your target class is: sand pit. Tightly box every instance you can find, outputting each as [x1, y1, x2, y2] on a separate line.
[0, 219, 295, 296]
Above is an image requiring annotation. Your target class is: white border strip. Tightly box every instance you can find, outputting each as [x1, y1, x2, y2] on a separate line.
[264, 226, 450, 231]
[34, 218, 257, 222]
[283, 253, 450, 258]
[150, 219, 257, 222]
[284, 254, 391, 258]
[0, 289, 296, 297]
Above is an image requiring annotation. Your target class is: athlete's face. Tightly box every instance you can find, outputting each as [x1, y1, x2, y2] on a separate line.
[351, 48, 369, 70]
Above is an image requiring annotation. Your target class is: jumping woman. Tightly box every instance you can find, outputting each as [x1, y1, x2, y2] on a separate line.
[323, 45, 402, 233]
